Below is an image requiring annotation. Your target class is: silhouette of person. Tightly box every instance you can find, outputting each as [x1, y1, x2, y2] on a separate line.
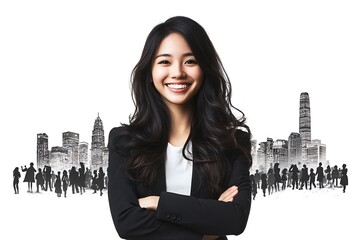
[287, 170, 292, 188]
[98, 167, 105, 196]
[13, 167, 21, 194]
[332, 165, 339, 187]
[316, 162, 324, 188]
[261, 173, 267, 197]
[250, 174, 257, 200]
[91, 169, 98, 194]
[254, 169, 261, 189]
[299, 164, 309, 190]
[51, 170, 56, 189]
[281, 168, 287, 190]
[274, 163, 281, 192]
[85, 167, 92, 189]
[78, 162, 86, 194]
[325, 165, 332, 187]
[289, 164, 299, 190]
[43, 165, 52, 191]
[309, 168, 316, 190]
[62, 170, 69, 198]
[267, 168, 275, 195]
[69, 166, 79, 194]
[340, 164, 348, 193]
[21, 162, 36, 193]
[54, 171, 62, 197]
[35, 168, 45, 193]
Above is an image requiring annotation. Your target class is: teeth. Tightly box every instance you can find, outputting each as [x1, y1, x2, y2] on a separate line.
[166, 84, 189, 89]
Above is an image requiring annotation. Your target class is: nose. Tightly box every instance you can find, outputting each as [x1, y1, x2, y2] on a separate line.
[170, 63, 186, 79]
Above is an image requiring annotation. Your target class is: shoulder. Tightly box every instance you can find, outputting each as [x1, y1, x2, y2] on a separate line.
[108, 126, 131, 147]
[234, 129, 251, 151]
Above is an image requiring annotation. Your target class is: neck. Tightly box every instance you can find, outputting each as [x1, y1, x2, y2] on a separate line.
[167, 103, 192, 147]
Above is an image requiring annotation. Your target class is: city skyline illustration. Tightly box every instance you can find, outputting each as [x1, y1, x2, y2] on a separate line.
[34, 92, 329, 174]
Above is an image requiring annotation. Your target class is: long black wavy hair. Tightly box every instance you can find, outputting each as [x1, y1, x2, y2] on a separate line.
[116, 16, 252, 197]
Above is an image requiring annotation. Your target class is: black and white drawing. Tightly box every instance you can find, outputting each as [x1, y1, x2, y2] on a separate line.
[2, 1, 358, 240]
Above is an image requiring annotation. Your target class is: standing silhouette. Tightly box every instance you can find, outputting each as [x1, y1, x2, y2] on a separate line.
[309, 168, 316, 190]
[289, 164, 299, 190]
[43, 165, 52, 191]
[316, 162, 324, 189]
[325, 165, 332, 187]
[35, 168, 45, 193]
[62, 170, 69, 198]
[69, 166, 79, 194]
[98, 167, 105, 196]
[299, 164, 309, 190]
[51, 171, 56, 189]
[340, 164, 348, 193]
[85, 167, 92, 189]
[267, 168, 275, 195]
[332, 165, 339, 187]
[13, 167, 21, 194]
[78, 162, 86, 194]
[21, 162, 36, 193]
[254, 169, 261, 189]
[273, 163, 281, 192]
[91, 170, 98, 194]
[54, 171, 62, 197]
[261, 173, 267, 197]
[281, 168, 287, 190]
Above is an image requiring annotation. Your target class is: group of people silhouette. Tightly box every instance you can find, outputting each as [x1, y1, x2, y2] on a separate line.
[13, 162, 108, 197]
[250, 162, 348, 200]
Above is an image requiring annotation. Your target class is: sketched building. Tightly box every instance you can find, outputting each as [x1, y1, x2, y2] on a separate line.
[306, 139, 327, 170]
[79, 142, 89, 167]
[37, 133, 49, 169]
[299, 92, 311, 162]
[91, 113, 108, 170]
[288, 132, 302, 166]
[49, 146, 69, 171]
[250, 140, 258, 171]
[266, 138, 274, 170]
[256, 142, 266, 172]
[273, 139, 288, 170]
[62, 131, 80, 167]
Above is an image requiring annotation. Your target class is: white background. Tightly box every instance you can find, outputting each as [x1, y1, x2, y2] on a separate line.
[1, 1, 359, 239]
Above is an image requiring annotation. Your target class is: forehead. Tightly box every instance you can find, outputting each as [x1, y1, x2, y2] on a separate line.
[156, 32, 192, 54]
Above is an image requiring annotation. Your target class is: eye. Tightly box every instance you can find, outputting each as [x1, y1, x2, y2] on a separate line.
[185, 59, 198, 65]
[158, 60, 170, 64]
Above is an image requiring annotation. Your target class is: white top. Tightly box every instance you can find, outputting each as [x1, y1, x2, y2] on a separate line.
[165, 142, 193, 196]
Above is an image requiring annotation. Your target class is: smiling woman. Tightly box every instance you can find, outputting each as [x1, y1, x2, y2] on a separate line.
[107, 16, 252, 240]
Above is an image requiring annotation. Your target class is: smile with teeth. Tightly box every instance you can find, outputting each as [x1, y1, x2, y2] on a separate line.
[165, 83, 191, 89]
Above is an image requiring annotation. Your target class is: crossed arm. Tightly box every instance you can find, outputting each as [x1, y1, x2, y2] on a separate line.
[108, 128, 251, 240]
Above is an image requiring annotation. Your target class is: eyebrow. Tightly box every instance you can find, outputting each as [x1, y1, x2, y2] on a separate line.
[154, 52, 194, 59]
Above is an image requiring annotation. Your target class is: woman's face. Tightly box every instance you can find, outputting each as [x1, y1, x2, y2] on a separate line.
[152, 33, 203, 109]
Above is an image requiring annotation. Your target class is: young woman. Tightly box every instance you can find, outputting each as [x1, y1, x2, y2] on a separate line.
[108, 16, 252, 240]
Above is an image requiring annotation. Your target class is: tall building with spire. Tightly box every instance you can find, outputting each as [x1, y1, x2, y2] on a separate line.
[37, 133, 49, 169]
[299, 92, 311, 162]
[91, 113, 107, 169]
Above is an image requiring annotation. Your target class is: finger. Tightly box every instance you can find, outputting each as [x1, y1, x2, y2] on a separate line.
[218, 186, 237, 201]
[219, 186, 238, 201]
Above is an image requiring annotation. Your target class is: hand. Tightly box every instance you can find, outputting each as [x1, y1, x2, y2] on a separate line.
[138, 196, 159, 210]
[218, 185, 238, 202]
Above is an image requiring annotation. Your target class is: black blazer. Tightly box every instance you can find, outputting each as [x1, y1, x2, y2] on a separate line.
[108, 127, 251, 240]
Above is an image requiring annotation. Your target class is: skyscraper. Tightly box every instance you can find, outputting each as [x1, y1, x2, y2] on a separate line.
[91, 113, 106, 169]
[299, 92, 311, 162]
[62, 131, 79, 167]
[288, 132, 302, 165]
[37, 133, 49, 169]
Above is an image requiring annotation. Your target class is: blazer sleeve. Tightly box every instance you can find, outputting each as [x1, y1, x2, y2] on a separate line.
[107, 127, 203, 240]
[156, 153, 251, 236]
